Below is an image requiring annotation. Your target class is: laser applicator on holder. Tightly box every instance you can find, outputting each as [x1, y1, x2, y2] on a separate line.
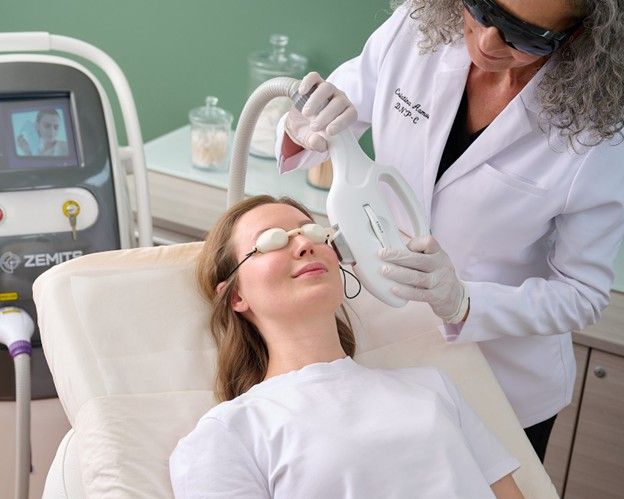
[228, 77, 428, 307]
[0, 307, 35, 499]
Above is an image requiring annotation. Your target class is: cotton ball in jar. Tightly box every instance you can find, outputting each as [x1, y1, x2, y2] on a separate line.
[189, 96, 233, 169]
[191, 128, 230, 168]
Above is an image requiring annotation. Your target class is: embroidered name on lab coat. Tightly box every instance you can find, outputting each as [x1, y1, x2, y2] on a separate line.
[394, 88, 430, 126]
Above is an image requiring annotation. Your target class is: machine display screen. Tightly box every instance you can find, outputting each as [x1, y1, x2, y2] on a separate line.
[0, 94, 80, 171]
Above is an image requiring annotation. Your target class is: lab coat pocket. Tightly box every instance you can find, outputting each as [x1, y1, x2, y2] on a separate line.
[482, 162, 549, 197]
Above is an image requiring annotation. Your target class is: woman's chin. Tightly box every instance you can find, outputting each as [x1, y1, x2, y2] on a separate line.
[293, 280, 344, 308]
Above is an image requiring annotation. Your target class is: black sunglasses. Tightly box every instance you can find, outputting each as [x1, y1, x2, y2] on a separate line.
[462, 0, 580, 56]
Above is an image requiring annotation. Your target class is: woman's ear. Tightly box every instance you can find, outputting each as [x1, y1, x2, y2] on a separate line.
[215, 281, 228, 296]
[230, 287, 250, 313]
[216, 281, 249, 313]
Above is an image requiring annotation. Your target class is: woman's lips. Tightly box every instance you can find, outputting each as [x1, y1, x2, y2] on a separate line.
[478, 46, 505, 61]
[293, 262, 328, 277]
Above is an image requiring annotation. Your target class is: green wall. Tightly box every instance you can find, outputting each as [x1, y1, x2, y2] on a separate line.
[0, 0, 392, 143]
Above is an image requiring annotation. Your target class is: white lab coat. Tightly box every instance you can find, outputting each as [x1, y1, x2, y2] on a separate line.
[276, 4, 624, 427]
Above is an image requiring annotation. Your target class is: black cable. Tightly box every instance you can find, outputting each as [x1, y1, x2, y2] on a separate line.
[339, 265, 362, 299]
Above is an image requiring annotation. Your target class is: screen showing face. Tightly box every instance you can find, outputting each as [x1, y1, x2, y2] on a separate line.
[13, 107, 70, 157]
[0, 95, 80, 171]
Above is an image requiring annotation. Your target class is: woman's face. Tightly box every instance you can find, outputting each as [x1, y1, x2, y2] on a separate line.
[37, 114, 61, 143]
[462, 0, 580, 72]
[229, 203, 343, 319]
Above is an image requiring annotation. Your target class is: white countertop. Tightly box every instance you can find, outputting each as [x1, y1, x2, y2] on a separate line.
[144, 125, 328, 216]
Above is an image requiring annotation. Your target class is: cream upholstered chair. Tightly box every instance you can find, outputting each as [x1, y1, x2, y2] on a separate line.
[34, 242, 559, 498]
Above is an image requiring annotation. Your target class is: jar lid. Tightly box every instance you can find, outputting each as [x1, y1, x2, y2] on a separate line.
[189, 96, 233, 126]
[248, 34, 307, 75]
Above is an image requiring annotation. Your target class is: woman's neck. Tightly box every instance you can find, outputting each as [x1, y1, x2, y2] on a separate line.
[471, 56, 547, 90]
[259, 314, 347, 380]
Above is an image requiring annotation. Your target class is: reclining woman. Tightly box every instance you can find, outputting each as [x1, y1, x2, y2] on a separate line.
[170, 194, 524, 499]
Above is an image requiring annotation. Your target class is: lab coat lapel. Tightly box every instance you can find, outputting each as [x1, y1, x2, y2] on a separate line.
[422, 45, 471, 222]
[433, 60, 548, 194]
[433, 96, 533, 193]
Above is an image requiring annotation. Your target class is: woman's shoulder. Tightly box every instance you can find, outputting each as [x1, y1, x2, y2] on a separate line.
[198, 392, 256, 427]
[176, 398, 257, 453]
[55, 140, 68, 155]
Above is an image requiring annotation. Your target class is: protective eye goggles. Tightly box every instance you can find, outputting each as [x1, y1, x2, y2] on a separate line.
[462, 0, 580, 56]
[224, 223, 334, 280]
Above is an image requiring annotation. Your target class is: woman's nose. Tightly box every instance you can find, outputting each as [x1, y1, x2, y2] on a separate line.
[479, 25, 508, 52]
[292, 235, 314, 257]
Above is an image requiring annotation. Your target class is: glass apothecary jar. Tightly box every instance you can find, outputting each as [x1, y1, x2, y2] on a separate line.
[189, 96, 233, 169]
[248, 34, 307, 158]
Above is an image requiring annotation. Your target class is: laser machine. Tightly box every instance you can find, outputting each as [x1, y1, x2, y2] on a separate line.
[0, 32, 152, 499]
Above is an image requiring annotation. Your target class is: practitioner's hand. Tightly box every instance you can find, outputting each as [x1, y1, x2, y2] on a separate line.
[379, 235, 469, 324]
[285, 72, 357, 152]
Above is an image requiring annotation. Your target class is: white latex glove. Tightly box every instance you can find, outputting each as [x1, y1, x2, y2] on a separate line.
[285, 71, 357, 152]
[379, 235, 469, 324]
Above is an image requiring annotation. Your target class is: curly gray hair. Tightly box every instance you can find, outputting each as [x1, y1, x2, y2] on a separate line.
[391, 0, 624, 148]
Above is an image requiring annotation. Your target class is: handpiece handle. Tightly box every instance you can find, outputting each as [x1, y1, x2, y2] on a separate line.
[325, 128, 429, 307]
[327, 129, 369, 185]
[376, 166, 429, 238]
[328, 129, 429, 238]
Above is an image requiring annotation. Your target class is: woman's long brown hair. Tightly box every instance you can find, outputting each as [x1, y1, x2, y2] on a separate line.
[196, 195, 356, 402]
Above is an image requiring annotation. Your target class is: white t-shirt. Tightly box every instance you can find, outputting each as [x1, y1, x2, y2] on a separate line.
[170, 357, 519, 498]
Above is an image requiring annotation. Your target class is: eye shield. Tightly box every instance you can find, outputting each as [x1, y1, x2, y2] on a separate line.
[224, 224, 334, 280]
[462, 0, 581, 56]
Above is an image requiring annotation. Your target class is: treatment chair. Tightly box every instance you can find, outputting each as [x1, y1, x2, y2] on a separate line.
[33, 241, 559, 498]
